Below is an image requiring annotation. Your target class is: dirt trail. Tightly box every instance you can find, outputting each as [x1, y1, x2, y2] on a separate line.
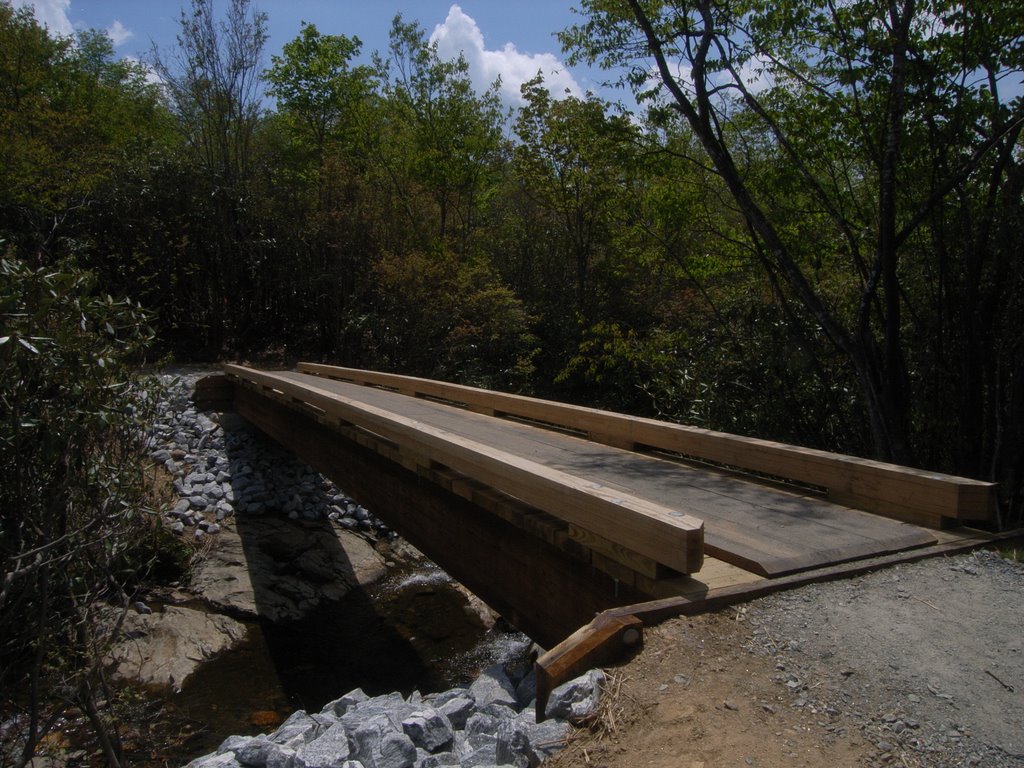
[547, 549, 1024, 768]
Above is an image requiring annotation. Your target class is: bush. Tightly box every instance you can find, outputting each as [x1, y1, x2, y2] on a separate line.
[0, 255, 158, 767]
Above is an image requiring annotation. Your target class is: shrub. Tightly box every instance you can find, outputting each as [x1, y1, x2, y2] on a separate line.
[0, 255, 157, 767]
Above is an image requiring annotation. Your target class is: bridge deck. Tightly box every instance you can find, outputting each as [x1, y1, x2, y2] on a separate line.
[268, 370, 935, 577]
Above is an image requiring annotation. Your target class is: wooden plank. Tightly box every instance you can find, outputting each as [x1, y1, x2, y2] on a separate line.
[447, 418, 937, 576]
[634, 556, 762, 600]
[601, 528, 1020, 627]
[256, 369, 941, 577]
[286, 374, 934, 577]
[568, 524, 679, 581]
[225, 365, 705, 574]
[193, 374, 235, 411]
[298, 363, 996, 524]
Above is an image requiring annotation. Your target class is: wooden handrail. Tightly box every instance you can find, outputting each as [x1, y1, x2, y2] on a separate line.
[225, 365, 705, 574]
[297, 363, 997, 526]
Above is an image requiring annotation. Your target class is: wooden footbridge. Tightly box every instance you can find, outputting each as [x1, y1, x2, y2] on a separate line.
[196, 363, 1005, 714]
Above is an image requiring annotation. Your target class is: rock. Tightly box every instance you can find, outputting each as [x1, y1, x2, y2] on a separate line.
[458, 733, 499, 768]
[184, 753, 243, 768]
[544, 669, 605, 723]
[340, 692, 418, 730]
[321, 688, 370, 717]
[232, 738, 296, 768]
[413, 750, 460, 767]
[437, 696, 475, 730]
[106, 606, 246, 691]
[293, 722, 352, 767]
[348, 713, 417, 768]
[189, 522, 386, 622]
[494, 719, 530, 768]
[218, 735, 253, 754]
[514, 670, 537, 709]
[401, 709, 454, 753]
[270, 711, 321, 749]
[520, 714, 570, 765]
[469, 665, 518, 710]
[463, 711, 504, 739]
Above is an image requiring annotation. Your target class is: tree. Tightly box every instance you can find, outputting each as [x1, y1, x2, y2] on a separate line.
[373, 15, 507, 251]
[513, 76, 638, 316]
[265, 22, 375, 156]
[150, 0, 268, 353]
[262, 23, 380, 357]
[563, 0, 1024, 519]
[0, 3, 162, 257]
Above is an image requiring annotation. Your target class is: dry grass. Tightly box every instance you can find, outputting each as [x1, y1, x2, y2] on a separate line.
[545, 671, 649, 766]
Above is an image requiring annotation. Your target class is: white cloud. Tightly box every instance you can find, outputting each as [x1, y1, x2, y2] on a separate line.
[106, 19, 134, 47]
[14, 0, 74, 37]
[124, 55, 164, 86]
[429, 4, 582, 107]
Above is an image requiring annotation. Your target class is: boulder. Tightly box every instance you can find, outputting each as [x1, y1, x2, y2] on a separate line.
[293, 722, 352, 768]
[231, 737, 296, 768]
[321, 687, 370, 717]
[348, 713, 417, 768]
[468, 665, 517, 710]
[190, 520, 386, 622]
[401, 709, 454, 753]
[269, 710, 321, 749]
[106, 606, 246, 691]
[436, 695, 475, 730]
[544, 669, 605, 723]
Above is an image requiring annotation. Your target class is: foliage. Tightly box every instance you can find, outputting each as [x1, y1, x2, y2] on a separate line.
[265, 22, 376, 155]
[3, 0, 1021, 522]
[367, 248, 537, 391]
[0, 256, 158, 767]
[0, 3, 164, 255]
[562, 0, 1024, 520]
[373, 15, 508, 250]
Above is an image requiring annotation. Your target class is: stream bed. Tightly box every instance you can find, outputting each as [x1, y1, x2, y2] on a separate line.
[161, 561, 530, 763]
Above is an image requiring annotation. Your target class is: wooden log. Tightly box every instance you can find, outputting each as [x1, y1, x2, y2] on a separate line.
[225, 365, 705, 574]
[534, 614, 643, 722]
[297, 363, 997, 525]
[568, 524, 680, 581]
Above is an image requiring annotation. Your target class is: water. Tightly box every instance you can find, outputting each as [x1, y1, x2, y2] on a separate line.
[161, 562, 530, 761]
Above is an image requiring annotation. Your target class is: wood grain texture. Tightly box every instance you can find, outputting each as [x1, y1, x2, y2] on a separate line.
[226, 366, 705, 574]
[229, 367, 942, 578]
[298, 363, 995, 524]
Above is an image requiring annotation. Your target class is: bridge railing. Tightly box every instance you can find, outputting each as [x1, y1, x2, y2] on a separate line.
[297, 363, 997, 529]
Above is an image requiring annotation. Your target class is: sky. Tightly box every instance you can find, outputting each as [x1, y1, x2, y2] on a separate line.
[13, 0, 627, 110]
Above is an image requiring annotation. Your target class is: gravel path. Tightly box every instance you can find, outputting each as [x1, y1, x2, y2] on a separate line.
[548, 548, 1024, 768]
[746, 550, 1024, 766]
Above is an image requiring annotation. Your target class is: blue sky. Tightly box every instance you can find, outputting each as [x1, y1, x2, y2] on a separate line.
[14, 0, 625, 109]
